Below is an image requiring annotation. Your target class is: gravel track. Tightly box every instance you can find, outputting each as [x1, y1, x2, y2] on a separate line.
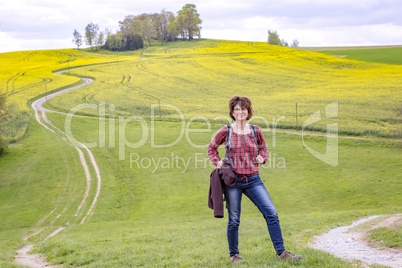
[309, 215, 402, 268]
[15, 72, 101, 267]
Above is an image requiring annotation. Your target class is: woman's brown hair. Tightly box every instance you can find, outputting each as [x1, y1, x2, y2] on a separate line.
[228, 96, 254, 120]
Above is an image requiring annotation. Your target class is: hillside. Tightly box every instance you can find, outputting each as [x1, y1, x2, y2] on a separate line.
[303, 46, 402, 65]
[0, 40, 401, 267]
[2, 40, 401, 141]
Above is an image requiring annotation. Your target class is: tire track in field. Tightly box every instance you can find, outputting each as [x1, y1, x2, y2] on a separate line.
[6, 69, 53, 97]
[17, 70, 103, 267]
[31, 70, 102, 227]
[121, 74, 131, 85]
[6, 72, 22, 94]
[8, 76, 52, 97]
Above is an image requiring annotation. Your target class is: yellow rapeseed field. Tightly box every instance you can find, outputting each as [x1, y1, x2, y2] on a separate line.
[0, 49, 132, 141]
[0, 49, 131, 109]
[1, 40, 401, 138]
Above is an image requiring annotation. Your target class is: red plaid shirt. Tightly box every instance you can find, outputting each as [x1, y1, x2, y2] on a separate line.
[208, 125, 269, 176]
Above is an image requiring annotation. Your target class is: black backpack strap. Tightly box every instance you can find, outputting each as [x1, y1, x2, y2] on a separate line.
[249, 124, 258, 158]
[225, 125, 234, 167]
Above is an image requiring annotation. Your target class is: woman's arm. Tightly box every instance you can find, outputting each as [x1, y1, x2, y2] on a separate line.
[255, 126, 269, 164]
[207, 126, 228, 167]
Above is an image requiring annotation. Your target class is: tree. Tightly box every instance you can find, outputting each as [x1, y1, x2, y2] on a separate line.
[117, 10, 178, 47]
[177, 4, 202, 40]
[133, 34, 144, 49]
[72, 29, 83, 49]
[267, 30, 282, 46]
[97, 31, 105, 48]
[85, 23, 99, 51]
[154, 9, 177, 44]
[268, 29, 293, 47]
[155, 9, 169, 44]
[105, 31, 127, 51]
[105, 28, 112, 39]
[291, 39, 300, 47]
[175, 14, 187, 39]
[114, 31, 126, 51]
[166, 12, 178, 41]
[119, 15, 143, 37]
[124, 34, 143, 50]
[138, 14, 155, 46]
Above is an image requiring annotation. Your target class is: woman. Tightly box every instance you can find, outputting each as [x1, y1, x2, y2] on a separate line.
[207, 96, 302, 264]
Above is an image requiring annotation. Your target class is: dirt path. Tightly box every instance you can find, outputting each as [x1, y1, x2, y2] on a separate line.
[15, 71, 102, 267]
[14, 245, 59, 268]
[309, 215, 402, 268]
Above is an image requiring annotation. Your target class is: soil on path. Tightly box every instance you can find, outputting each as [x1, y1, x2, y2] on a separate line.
[14, 73, 100, 268]
[14, 245, 59, 268]
[309, 215, 402, 268]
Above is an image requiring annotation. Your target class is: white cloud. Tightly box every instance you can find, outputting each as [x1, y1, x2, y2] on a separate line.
[0, 0, 401, 52]
[0, 32, 25, 53]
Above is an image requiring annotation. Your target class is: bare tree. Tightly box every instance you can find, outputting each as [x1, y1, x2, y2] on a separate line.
[72, 29, 83, 49]
[291, 39, 300, 47]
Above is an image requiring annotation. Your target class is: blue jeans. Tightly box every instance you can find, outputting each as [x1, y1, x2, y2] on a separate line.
[225, 174, 285, 257]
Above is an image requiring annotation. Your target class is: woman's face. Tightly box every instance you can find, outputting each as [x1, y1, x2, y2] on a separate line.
[232, 104, 248, 121]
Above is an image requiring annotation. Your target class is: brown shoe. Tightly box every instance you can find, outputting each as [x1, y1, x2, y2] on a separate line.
[277, 250, 302, 260]
[230, 254, 243, 264]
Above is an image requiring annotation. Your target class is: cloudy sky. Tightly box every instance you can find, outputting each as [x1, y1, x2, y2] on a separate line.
[0, 0, 401, 53]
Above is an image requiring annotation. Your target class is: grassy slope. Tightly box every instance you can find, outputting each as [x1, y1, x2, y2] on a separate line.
[44, 40, 402, 137]
[369, 225, 402, 248]
[0, 119, 88, 267]
[27, 113, 402, 267]
[0, 49, 135, 142]
[317, 47, 402, 65]
[0, 41, 401, 267]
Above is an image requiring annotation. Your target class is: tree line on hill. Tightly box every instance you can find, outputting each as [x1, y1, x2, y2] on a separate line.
[72, 4, 202, 52]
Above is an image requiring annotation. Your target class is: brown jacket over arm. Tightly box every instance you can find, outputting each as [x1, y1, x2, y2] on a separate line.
[208, 162, 236, 218]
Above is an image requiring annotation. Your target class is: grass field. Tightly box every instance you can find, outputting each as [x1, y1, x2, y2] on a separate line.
[0, 48, 133, 142]
[369, 225, 402, 248]
[312, 46, 402, 66]
[0, 40, 401, 267]
[1, 111, 401, 267]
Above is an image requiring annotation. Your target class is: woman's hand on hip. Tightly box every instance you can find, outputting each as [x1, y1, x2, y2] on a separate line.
[256, 155, 264, 164]
[217, 160, 223, 169]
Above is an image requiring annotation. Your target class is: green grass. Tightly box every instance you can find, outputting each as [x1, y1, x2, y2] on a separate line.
[1, 41, 402, 267]
[314, 47, 402, 65]
[1, 111, 399, 267]
[369, 225, 402, 248]
[0, 119, 88, 267]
